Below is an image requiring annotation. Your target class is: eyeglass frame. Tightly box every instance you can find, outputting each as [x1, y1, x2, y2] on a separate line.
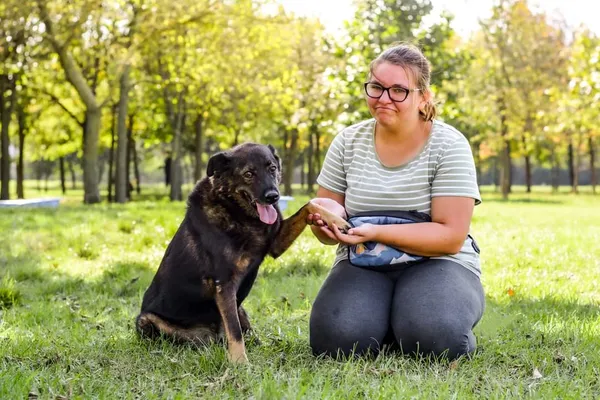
[363, 82, 421, 103]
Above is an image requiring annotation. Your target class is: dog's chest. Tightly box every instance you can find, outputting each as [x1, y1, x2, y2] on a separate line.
[224, 225, 273, 271]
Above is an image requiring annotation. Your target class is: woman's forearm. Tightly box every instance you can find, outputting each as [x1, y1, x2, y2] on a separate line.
[372, 222, 465, 257]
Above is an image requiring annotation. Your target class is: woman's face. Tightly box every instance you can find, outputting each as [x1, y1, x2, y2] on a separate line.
[365, 61, 425, 127]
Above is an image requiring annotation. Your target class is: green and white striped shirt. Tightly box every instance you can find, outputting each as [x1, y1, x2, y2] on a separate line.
[317, 118, 482, 276]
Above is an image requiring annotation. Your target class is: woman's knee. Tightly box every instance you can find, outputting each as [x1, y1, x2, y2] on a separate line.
[391, 260, 484, 359]
[309, 309, 386, 357]
[309, 261, 393, 357]
[392, 317, 476, 359]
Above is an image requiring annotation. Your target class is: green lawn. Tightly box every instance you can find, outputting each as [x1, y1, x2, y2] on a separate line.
[1, 183, 599, 399]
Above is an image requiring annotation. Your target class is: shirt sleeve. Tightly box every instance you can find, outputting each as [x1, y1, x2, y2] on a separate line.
[432, 135, 482, 205]
[316, 131, 347, 195]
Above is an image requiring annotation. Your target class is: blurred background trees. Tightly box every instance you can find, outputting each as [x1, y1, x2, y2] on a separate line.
[0, 0, 598, 203]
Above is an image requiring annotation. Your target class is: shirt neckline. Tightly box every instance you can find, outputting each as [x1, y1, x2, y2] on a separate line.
[370, 119, 436, 171]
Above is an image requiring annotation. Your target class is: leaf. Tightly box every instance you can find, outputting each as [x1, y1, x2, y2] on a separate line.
[532, 368, 543, 379]
[507, 288, 515, 297]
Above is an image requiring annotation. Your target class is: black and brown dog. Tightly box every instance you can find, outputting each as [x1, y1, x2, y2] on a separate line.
[136, 143, 350, 363]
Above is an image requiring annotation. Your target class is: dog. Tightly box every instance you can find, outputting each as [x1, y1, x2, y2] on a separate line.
[135, 143, 350, 363]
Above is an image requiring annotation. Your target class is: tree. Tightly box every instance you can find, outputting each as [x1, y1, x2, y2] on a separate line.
[0, 0, 30, 199]
[36, 0, 116, 203]
[563, 29, 600, 193]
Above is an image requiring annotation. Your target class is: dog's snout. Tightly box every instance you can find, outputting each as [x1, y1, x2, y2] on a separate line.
[263, 190, 280, 205]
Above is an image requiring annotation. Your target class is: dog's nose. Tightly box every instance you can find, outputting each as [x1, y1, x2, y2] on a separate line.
[264, 190, 280, 205]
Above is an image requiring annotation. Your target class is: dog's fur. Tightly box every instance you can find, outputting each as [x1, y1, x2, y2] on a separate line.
[135, 143, 350, 363]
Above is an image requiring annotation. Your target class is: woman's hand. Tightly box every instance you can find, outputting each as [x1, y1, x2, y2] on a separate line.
[330, 223, 378, 245]
[307, 197, 347, 244]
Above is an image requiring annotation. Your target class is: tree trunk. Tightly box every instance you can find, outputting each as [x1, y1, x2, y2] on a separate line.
[108, 105, 116, 202]
[35, 162, 42, 191]
[59, 157, 66, 194]
[299, 151, 305, 190]
[551, 146, 559, 193]
[67, 156, 76, 190]
[132, 136, 141, 194]
[568, 138, 577, 193]
[523, 114, 534, 193]
[16, 101, 26, 199]
[83, 107, 102, 203]
[498, 100, 510, 200]
[524, 153, 532, 193]
[115, 65, 130, 203]
[282, 129, 289, 194]
[170, 123, 183, 201]
[125, 116, 134, 200]
[194, 114, 204, 182]
[590, 136, 596, 194]
[97, 150, 107, 185]
[169, 99, 185, 202]
[523, 139, 532, 193]
[315, 128, 322, 183]
[0, 75, 18, 200]
[491, 157, 498, 191]
[472, 139, 482, 187]
[306, 125, 315, 194]
[283, 128, 298, 196]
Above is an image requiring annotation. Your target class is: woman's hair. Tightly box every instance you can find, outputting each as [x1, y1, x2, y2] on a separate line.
[369, 42, 437, 121]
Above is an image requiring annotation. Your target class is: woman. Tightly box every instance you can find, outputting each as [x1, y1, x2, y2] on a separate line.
[307, 43, 484, 360]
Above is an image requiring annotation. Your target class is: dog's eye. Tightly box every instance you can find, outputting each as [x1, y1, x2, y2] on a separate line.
[243, 171, 254, 179]
[269, 166, 277, 173]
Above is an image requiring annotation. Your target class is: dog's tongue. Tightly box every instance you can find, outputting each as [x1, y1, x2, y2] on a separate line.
[256, 203, 277, 225]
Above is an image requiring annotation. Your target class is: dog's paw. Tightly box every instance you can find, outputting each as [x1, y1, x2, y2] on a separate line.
[228, 350, 249, 364]
[308, 201, 352, 233]
[328, 214, 352, 234]
[319, 209, 352, 233]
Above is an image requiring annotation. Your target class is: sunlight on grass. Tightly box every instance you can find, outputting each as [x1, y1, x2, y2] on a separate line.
[1, 185, 599, 398]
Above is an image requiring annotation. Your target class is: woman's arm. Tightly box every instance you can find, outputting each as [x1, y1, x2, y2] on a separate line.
[308, 186, 346, 245]
[331, 196, 475, 256]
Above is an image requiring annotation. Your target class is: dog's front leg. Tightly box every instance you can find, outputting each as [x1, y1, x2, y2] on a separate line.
[214, 281, 248, 364]
[270, 201, 351, 258]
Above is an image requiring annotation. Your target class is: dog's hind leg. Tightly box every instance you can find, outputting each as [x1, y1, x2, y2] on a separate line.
[238, 306, 251, 333]
[136, 312, 218, 346]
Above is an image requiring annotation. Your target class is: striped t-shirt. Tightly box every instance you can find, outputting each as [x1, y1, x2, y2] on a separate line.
[317, 118, 482, 276]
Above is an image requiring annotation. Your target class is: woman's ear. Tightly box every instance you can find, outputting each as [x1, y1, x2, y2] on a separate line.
[418, 90, 437, 121]
[419, 90, 432, 112]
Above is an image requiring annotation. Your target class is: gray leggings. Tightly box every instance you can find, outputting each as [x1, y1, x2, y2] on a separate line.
[309, 259, 485, 360]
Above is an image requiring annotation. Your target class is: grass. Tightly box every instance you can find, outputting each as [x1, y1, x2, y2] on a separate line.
[1, 182, 599, 398]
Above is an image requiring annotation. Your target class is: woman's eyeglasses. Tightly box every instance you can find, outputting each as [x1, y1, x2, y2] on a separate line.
[364, 82, 420, 103]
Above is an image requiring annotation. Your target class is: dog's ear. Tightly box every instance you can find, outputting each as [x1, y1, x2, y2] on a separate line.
[267, 145, 281, 170]
[207, 151, 231, 177]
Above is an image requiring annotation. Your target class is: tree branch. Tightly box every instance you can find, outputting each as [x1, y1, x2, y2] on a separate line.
[37, 87, 84, 127]
[37, 0, 100, 110]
